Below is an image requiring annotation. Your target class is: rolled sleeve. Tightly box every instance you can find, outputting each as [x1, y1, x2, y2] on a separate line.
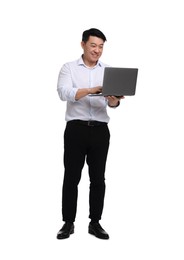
[57, 64, 77, 102]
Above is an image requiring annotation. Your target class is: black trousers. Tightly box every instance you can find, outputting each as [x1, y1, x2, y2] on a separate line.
[62, 120, 110, 223]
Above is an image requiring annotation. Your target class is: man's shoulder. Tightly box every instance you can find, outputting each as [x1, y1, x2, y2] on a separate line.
[59, 59, 79, 73]
[63, 58, 79, 66]
[98, 61, 110, 68]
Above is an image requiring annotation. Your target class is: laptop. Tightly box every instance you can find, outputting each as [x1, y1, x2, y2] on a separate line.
[89, 67, 138, 97]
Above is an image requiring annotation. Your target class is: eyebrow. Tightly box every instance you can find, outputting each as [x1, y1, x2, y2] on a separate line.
[90, 42, 104, 47]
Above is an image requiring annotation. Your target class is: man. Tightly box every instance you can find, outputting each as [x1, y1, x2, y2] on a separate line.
[56, 28, 124, 240]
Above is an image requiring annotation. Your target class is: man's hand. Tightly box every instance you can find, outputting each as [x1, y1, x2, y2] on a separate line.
[89, 86, 102, 94]
[105, 96, 125, 107]
[75, 86, 102, 100]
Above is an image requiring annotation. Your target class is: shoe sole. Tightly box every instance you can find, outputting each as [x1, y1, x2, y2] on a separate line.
[88, 228, 109, 240]
[57, 229, 74, 239]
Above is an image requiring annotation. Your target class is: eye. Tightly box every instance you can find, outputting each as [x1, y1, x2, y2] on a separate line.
[90, 43, 96, 47]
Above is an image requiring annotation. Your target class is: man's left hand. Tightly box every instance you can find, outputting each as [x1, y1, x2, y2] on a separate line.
[105, 96, 124, 107]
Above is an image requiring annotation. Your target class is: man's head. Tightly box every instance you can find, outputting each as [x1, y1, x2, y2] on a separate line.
[81, 28, 107, 67]
[82, 28, 107, 43]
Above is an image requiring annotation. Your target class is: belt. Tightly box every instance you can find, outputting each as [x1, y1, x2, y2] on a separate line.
[68, 120, 107, 127]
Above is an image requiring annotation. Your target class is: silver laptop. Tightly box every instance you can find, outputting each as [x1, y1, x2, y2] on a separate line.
[89, 67, 138, 97]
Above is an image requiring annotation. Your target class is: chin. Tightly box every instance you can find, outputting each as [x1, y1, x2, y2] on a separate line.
[91, 55, 99, 61]
[91, 58, 99, 63]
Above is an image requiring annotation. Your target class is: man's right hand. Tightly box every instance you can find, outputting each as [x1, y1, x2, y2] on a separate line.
[75, 86, 102, 100]
[89, 86, 102, 94]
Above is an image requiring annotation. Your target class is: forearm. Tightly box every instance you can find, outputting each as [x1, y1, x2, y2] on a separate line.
[75, 88, 90, 100]
[75, 86, 102, 100]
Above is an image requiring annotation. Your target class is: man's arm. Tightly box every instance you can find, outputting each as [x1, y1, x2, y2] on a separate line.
[75, 86, 102, 100]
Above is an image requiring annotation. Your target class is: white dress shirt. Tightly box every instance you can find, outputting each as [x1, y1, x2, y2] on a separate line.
[57, 57, 110, 123]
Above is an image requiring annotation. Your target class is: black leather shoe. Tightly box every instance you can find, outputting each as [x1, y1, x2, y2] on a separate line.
[56, 222, 74, 239]
[88, 222, 109, 239]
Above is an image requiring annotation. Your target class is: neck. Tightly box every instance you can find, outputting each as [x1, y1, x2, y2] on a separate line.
[82, 55, 97, 67]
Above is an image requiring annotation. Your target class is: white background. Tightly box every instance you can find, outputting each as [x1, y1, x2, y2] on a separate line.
[0, 0, 184, 259]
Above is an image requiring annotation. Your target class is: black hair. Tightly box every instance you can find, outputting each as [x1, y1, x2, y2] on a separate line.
[82, 28, 107, 43]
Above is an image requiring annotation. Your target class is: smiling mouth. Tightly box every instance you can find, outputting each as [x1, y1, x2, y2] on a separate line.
[91, 53, 99, 58]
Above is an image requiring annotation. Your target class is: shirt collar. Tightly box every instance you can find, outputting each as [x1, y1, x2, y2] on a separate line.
[77, 56, 102, 68]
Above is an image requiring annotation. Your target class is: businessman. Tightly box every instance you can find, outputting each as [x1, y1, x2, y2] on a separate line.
[56, 28, 124, 239]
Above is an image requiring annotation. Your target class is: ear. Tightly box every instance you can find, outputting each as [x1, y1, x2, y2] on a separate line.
[81, 41, 85, 49]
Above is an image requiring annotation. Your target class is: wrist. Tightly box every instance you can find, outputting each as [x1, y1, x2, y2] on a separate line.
[108, 101, 120, 108]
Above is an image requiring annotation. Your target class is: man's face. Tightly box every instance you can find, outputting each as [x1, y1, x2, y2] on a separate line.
[81, 36, 104, 66]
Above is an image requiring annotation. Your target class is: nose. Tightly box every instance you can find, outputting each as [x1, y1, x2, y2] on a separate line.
[94, 46, 101, 53]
